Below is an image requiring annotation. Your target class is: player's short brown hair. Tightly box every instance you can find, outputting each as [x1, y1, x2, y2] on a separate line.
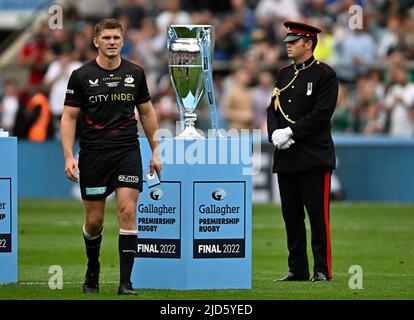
[94, 18, 123, 38]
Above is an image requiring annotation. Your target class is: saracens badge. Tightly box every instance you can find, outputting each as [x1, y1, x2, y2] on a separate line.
[125, 76, 134, 84]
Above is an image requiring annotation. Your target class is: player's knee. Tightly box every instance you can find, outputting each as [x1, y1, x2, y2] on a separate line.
[85, 217, 104, 233]
[118, 204, 136, 223]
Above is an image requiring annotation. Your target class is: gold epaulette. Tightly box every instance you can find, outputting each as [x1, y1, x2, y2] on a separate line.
[272, 59, 317, 124]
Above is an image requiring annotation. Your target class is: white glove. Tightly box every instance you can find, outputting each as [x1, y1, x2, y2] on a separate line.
[278, 137, 295, 150]
[272, 127, 293, 148]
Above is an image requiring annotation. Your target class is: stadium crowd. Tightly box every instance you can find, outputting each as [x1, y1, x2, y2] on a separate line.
[1, 0, 414, 141]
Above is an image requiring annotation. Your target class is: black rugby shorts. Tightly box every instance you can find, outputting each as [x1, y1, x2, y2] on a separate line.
[79, 147, 143, 200]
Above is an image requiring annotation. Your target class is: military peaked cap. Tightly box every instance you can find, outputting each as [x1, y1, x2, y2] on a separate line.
[283, 21, 322, 42]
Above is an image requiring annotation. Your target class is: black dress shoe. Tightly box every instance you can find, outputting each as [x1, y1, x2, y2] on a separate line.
[311, 272, 329, 282]
[273, 272, 309, 281]
[117, 281, 137, 295]
[83, 268, 100, 293]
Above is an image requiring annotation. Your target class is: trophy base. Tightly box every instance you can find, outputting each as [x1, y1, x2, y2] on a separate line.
[176, 126, 205, 140]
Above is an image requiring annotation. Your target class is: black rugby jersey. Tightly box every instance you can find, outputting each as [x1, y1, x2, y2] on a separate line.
[64, 58, 150, 151]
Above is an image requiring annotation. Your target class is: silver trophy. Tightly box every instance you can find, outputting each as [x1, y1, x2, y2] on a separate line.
[168, 25, 221, 139]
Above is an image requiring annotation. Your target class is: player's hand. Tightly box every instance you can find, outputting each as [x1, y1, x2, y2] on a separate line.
[272, 127, 293, 148]
[149, 156, 162, 179]
[278, 137, 295, 150]
[64, 157, 79, 182]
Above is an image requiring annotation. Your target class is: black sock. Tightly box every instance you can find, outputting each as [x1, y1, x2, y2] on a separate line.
[118, 233, 137, 284]
[83, 228, 102, 271]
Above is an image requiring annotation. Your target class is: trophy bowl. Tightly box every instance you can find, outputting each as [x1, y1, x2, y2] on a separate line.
[168, 25, 214, 139]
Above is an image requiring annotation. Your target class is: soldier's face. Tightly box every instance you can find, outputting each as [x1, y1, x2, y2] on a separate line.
[286, 38, 311, 60]
[94, 28, 123, 58]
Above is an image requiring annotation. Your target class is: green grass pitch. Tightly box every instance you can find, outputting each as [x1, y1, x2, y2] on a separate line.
[0, 200, 413, 300]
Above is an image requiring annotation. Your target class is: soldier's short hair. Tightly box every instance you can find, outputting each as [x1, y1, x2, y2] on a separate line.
[305, 37, 318, 52]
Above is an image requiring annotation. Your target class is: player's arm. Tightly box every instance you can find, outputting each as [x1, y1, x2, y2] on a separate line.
[61, 106, 80, 182]
[138, 100, 162, 178]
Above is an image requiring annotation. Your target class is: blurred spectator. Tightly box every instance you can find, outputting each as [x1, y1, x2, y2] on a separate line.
[331, 84, 353, 133]
[379, 0, 414, 17]
[191, 9, 216, 25]
[351, 76, 386, 134]
[226, 0, 258, 51]
[327, 0, 364, 17]
[251, 70, 274, 132]
[42, 46, 82, 140]
[133, 18, 166, 83]
[369, 69, 386, 101]
[152, 76, 179, 133]
[244, 28, 279, 66]
[25, 90, 53, 142]
[384, 66, 414, 136]
[117, 13, 136, 59]
[75, 0, 116, 21]
[401, 10, 414, 60]
[0, 78, 20, 133]
[183, 0, 230, 12]
[377, 15, 402, 60]
[221, 67, 254, 130]
[155, 0, 191, 39]
[19, 22, 55, 87]
[301, 0, 334, 22]
[334, 28, 377, 83]
[384, 51, 410, 85]
[113, 0, 147, 30]
[313, 19, 335, 63]
[214, 17, 240, 60]
[255, 0, 300, 23]
[72, 22, 96, 62]
[49, 29, 71, 56]
[62, 5, 81, 36]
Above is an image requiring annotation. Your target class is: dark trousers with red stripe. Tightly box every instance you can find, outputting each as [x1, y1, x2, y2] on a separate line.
[277, 170, 332, 279]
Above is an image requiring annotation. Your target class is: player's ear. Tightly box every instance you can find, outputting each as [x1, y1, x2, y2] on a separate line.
[93, 37, 99, 48]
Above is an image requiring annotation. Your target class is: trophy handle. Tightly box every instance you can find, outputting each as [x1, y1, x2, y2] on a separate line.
[200, 30, 223, 138]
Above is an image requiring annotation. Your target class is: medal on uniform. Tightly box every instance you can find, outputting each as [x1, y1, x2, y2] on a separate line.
[306, 82, 313, 96]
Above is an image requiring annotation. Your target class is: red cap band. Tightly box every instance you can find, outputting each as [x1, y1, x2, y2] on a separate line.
[288, 28, 317, 37]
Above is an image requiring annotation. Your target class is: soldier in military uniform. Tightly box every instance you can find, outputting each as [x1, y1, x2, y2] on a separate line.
[267, 21, 339, 282]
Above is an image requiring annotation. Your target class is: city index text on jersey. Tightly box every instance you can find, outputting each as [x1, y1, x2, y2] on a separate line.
[88, 93, 135, 103]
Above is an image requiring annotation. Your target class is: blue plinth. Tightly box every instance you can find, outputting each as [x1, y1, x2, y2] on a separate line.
[131, 137, 252, 289]
[0, 137, 18, 283]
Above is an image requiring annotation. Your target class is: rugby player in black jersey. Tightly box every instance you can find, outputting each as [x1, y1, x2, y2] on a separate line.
[61, 18, 161, 295]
